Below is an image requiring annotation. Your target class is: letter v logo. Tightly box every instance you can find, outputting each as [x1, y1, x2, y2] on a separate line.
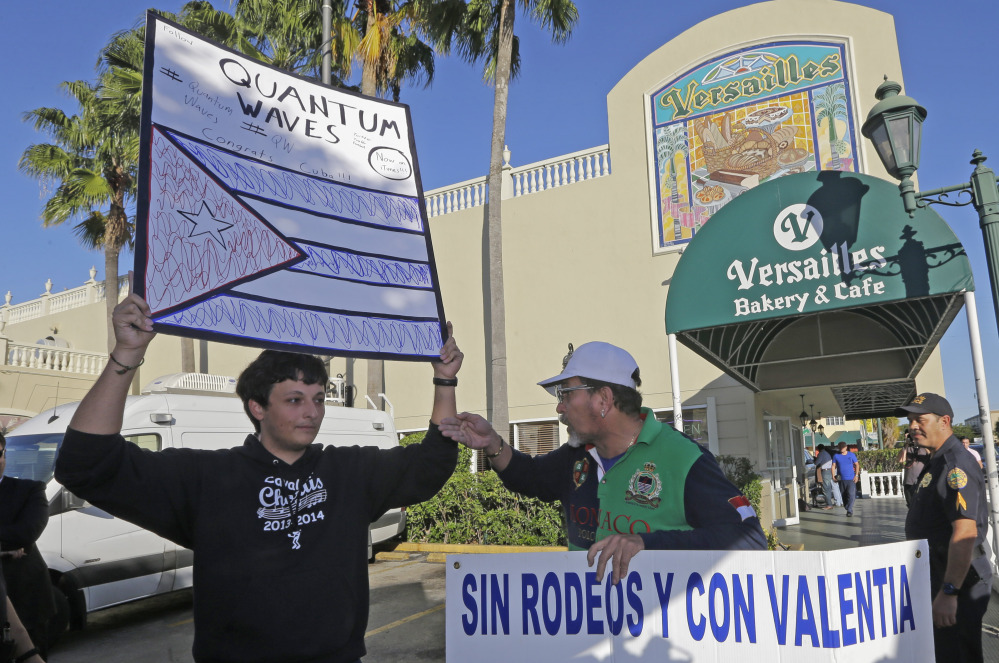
[774, 204, 823, 251]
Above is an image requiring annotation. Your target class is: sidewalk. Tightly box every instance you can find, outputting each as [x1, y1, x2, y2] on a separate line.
[777, 497, 999, 659]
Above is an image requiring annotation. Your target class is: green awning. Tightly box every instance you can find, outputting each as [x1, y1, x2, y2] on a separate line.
[665, 171, 974, 419]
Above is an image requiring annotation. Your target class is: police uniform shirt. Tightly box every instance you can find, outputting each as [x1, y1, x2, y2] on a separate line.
[905, 435, 992, 586]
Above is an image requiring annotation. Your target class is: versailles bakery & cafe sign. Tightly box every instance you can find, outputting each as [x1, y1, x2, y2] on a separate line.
[666, 171, 974, 333]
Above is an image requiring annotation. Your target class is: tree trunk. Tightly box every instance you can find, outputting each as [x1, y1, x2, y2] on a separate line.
[181, 338, 196, 372]
[104, 248, 120, 354]
[486, 0, 514, 439]
[362, 1, 383, 409]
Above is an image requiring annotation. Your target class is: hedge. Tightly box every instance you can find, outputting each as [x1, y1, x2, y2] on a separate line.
[401, 433, 565, 546]
[856, 449, 903, 474]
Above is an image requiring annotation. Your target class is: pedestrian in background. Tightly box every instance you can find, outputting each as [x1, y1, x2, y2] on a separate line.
[898, 432, 928, 507]
[832, 441, 859, 517]
[814, 444, 834, 509]
[961, 437, 983, 469]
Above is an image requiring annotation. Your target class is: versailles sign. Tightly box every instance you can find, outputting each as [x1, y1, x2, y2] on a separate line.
[648, 42, 860, 252]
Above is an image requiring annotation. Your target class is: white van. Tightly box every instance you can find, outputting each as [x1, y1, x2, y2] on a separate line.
[3, 374, 406, 630]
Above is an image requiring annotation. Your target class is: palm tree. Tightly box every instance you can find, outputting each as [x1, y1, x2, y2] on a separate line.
[814, 83, 848, 170]
[20, 77, 139, 353]
[427, 0, 577, 437]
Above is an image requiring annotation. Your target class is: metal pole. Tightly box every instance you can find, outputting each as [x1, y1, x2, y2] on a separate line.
[321, 0, 332, 85]
[668, 334, 683, 432]
[968, 152, 999, 338]
[964, 291, 999, 570]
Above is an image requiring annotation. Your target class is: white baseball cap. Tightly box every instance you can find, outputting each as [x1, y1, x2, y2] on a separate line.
[538, 342, 639, 396]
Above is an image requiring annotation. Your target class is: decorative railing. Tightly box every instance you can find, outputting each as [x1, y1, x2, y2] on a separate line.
[7, 343, 107, 375]
[425, 175, 488, 218]
[2, 274, 129, 327]
[510, 146, 611, 197]
[861, 471, 905, 499]
[424, 145, 611, 218]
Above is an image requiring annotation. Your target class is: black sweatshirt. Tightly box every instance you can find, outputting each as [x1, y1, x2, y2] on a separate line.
[54, 424, 457, 663]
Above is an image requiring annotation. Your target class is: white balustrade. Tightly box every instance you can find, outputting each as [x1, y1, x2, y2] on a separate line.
[6, 301, 43, 325]
[861, 471, 905, 499]
[424, 145, 611, 218]
[3, 275, 129, 327]
[7, 343, 107, 375]
[424, 177, 488, 218]
[49, 288, 89, 314]
[511, 146, 611, 198]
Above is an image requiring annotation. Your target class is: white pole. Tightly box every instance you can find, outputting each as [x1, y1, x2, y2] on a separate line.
[965, 291, 999, 569]
[668, 334, 683, 431]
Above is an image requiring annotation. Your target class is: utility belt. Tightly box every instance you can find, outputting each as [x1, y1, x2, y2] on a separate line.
[929, 541, 990, 588]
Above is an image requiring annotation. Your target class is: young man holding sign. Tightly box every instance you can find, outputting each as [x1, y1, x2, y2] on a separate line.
[54, 289, 463, 663]
[440, 341, 767, 585]
[898, 392, 992, 663]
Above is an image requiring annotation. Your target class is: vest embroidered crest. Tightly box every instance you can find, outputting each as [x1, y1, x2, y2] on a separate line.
[625, 462, 663, 508]
[572, 458, 590, 489]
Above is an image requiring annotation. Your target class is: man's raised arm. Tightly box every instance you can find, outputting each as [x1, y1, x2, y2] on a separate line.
[70, 284, 155, 435]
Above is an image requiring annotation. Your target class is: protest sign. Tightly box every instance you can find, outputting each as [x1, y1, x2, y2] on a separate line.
[446, 542, 930, 661]
[134, 12, 445, 359]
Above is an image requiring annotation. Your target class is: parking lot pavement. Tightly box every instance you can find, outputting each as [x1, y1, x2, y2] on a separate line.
[365, 553, 447, 663]
[48, 553, 448, 663]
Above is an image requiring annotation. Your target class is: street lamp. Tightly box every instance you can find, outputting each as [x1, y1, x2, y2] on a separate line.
[808, 404, 818, 434]
[816, 412, 825, 438]
[862, 78, 999, 332]
[798, 394, 809, 429]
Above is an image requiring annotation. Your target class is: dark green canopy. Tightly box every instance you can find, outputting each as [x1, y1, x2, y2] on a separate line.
[666, 171, 974, 419]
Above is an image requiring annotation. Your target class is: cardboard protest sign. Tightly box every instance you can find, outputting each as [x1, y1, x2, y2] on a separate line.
[447, 542, 931, 661]
[135, 12, 446, 360]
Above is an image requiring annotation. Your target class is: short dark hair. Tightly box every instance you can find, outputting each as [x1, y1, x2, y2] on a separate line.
[236, 351, 328, 433]
[584, 368, 643, 417]
[816, 444, 825, 452]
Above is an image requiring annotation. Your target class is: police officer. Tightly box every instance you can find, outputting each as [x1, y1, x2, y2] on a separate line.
[898, 393, 992, 663]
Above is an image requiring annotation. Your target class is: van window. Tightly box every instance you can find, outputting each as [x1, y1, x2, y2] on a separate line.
[125, 433, 161, 452]
[3, 433, 63, 483]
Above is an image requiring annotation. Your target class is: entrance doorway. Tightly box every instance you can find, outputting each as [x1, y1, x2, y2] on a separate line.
[764, 416, 799, 526]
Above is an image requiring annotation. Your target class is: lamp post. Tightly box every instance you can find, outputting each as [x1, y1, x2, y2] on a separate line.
[863, 77, 999, 563]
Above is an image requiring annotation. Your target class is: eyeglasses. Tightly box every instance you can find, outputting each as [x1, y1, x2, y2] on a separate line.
[555, 384, 593, 404]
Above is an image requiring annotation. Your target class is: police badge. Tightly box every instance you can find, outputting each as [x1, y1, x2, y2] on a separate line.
[625, 462, 663, 508]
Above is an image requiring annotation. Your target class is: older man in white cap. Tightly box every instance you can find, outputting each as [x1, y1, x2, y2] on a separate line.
[440, 341, 767, 585]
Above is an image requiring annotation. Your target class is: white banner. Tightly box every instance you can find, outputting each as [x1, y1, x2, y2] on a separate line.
[446, 542, 931, 662]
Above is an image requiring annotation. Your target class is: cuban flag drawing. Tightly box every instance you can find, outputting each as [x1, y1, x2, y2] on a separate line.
[134, 12, 445, 360]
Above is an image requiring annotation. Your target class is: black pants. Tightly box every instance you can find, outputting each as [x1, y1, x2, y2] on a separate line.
[933, 576, 991, 662]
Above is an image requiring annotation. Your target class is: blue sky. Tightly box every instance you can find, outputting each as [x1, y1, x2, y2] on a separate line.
[3, 1, 998, 422]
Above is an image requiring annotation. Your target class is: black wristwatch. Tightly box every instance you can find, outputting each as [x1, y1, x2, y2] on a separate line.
[941, 582, 960, 596]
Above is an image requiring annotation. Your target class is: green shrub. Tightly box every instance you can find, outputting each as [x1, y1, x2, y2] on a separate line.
[401, 433, 566, 546]
[856, 449, 903, 473]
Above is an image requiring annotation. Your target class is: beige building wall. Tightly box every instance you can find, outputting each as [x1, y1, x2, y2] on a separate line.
[0, 1, 949, 481]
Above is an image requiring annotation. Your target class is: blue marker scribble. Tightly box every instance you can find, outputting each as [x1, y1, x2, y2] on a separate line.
[292, 243, 432, 288]
[159, 295, 441, 356]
